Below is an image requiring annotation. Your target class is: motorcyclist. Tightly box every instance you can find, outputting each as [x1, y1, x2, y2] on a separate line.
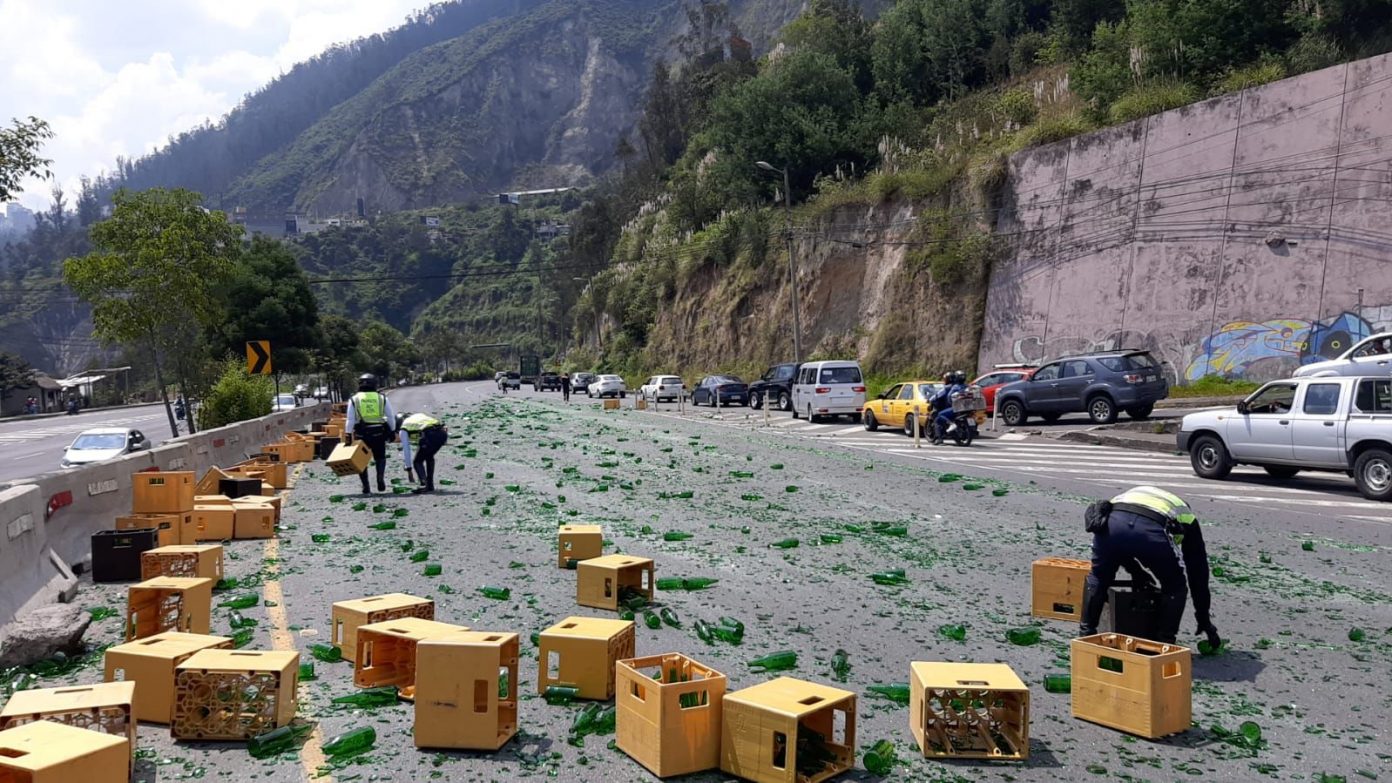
[930, 371, 967, 445]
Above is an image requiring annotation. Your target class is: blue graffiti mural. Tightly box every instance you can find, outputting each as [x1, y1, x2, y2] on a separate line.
[1186, 311, 1375, 381]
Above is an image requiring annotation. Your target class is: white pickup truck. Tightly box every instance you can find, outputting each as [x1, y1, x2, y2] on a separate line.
[1177, 375, 1392, 500]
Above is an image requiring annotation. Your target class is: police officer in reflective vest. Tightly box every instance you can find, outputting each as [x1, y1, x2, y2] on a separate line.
[396, 412, 448, 494]
[1081, 485, 1220, 649]
[343, 374, 396, 494]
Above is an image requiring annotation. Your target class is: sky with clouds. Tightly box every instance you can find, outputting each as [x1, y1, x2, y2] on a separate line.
[0, 0, 429, 212]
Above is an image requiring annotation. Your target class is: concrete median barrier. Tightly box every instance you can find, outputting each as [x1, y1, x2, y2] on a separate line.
[0, 403, 330, 628]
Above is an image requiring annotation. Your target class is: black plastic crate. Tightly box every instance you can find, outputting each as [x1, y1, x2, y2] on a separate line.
[218, 477, 262, 499]
[1083, 581, 1163, 640]
[91, 529, 160, 583]
[315, 436, 338, 461]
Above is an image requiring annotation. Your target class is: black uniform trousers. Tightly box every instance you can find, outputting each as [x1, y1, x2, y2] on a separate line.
[355, 423, 390, 492]
[412, 425, 448, 489]
[1082, 509, 1188, 642]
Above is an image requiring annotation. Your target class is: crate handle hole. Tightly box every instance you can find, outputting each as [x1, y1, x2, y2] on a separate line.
[797, 696, 823, 706]
[547, 651, 560, 680]
[771, 731, 787, 769]
[484, 635, 501, 642]
[679, 689, 709, 709]
[0, 749, 27, 759]
[53, 688, 93, 694]
[956, 680, 989, 686]
[1098, 656, 1124, 673]
[1162, 661, 1182, 678]
[1052, 602, 1075, 613]
[631, 681, 646, 701]
[473, 679, 488, 713]
[561, 623, 577, 629]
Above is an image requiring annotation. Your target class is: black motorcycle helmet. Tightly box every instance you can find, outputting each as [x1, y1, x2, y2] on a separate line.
[951, 370, 968, 385]
[358, 373, 379, 392]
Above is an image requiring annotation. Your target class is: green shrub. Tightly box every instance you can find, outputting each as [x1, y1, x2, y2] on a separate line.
[1108, 81, 1200, 123]
[1213, 60, 1285, 96]
[997, 88, 1037, 126]
[1013, 111, 1094, 149]
[1171, 375, 1261, 398]
[198, 360, 274, 429]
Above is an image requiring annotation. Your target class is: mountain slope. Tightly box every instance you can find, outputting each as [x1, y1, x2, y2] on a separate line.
[226, 0, 672, 214]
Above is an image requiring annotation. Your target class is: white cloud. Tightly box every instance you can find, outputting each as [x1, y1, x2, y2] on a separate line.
[0, 0, 426, 210]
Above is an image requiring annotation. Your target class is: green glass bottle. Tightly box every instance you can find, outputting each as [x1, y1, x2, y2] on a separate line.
[937, 624, 967, 641]
[563, 558, 578, 570]
[663, 532, 693, 541]
[749, 650, 797, 672]
[368, 521, 396, 531]
[542, 685, 579, 705]
[322, 726, 376, 757]
[870, 572, 908, 586]
[331, 686, 398, 708]
[409, 550, 430, 563]
[770, 538, 799, 549]
[863, 739, 896, 775]
[230, 628, 253, 649]
[298, 662, 316, 682]
[867, 683, 911, 705]
[831, 649, 850, 682]
[423, 564, 442, 576]
[213, 577, 238, 591]
[1348, 627, 1366, 642]
[820, 534, 842, 544]
[219, 594, 258, 610]
[694, 619, 715, 644]
[1006, 627, 1041, 646]
[478, 586, 510, 600]
[875, 526, 908, 537]
[309, 643, 343, 663]
[718, 616, 745, 636]
[248, 723, 313, 759]
[568, 703, 601, 746]
[618, 608, 635, 621]
[682, 577, 719, 590]
[229, 611, 258, 629]
[656, 577, 684, 591]
[1043, 674, 1071, 693]
[660, 607, 681, 628]
[311, 533, 330, 544]
[1197, 639, 1226, 656]
[593, 705, 616, 735]
[643, 610, 662, 630]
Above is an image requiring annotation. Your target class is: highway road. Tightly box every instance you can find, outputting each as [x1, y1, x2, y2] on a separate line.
[36, 381, 1391, 781]
[0, 404, 171, 483]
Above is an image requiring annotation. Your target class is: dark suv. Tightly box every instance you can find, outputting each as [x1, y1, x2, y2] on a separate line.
[535, 372, 562, 391]
[748, 363, 800, 411]
[995, 350, 1169, 426]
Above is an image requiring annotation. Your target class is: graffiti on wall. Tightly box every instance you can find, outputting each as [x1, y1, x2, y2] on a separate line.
[1184, 311, 1376, 381]
[1008, 310, 1389, 384]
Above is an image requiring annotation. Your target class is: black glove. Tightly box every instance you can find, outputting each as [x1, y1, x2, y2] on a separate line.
[1196, 621, 1221, 650]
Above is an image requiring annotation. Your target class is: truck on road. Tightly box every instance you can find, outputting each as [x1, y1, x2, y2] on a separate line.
[1178, 375, 1392, 500]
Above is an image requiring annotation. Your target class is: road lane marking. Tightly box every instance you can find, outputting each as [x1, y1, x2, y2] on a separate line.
[261, 464, 331, 782]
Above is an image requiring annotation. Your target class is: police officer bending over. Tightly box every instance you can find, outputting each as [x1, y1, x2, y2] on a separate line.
[1081, 485, 1220, 649]
[397, 411, 449, 494]
[343, 374, 396, 494]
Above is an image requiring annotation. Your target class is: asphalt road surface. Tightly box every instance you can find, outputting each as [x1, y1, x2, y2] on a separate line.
[44, 381, 1390, 782]
[0, 404, 170, 482]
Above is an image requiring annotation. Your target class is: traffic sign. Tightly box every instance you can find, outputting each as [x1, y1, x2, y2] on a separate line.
[246, 341, 271, 375]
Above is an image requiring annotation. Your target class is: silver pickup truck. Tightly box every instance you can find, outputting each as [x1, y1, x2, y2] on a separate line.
[1177, 375, 1392, 500]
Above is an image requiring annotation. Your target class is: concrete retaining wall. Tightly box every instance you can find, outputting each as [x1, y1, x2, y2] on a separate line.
[979, 52, 1392, 383]
[0, 403, 329, 628]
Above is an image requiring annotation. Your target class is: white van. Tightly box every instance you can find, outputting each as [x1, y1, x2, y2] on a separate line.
[792, 360, 866, 422]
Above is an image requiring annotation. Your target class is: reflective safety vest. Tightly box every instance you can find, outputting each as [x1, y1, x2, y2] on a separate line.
[401, 413, 441, 445]
[1110, 485, 1197, 542]
[352, 391, 386, 423]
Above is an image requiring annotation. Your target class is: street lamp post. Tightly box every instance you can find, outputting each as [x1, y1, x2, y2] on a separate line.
[757, 161, 802, 363]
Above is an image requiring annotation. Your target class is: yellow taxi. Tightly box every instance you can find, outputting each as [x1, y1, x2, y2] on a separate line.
[862, 380, 945, 436]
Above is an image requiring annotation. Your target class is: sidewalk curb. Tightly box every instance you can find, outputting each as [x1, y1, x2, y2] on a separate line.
[1, 401, 164, 423]
[1052, 430, 1182, 454]
[1155, 395, 1243, 408]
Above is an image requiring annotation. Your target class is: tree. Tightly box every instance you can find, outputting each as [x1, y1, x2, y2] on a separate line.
[781, 0, 873, 92]
[314, 314, 364, 401]
[0, 352, 35, 406]
[63, 188, 244, 437]
[358, 319, 418, 384]
[213, 235, 321, 376]
[0, 116, 53, 202]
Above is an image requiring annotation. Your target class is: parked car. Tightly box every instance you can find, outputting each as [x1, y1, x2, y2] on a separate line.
[692, 375, 749, 407]
[572, 372, 597, 394]
[639, 375, 685, 402]
[494, 371, 507, 382]
[535, 372, 563, 391]
[61, 427, 150, 468]
[995, 349, 1169, 426]
[498, 372, 521, 390]
[293, 383, 310, 400]
[748, 363, 800, 411]
[588, 374, 627, 398]
[971, 365, 1037, 412]
[1293, 332, 1392, 377]
[863, 380, 944, 436]
[791, 360, 866, 423]
[272, 393, 299, 412]
[1179, 375, 1392, 499]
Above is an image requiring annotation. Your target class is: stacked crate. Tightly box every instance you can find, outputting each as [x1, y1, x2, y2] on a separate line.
[104, 632, 233, 723]
[117, 471, 195, 547]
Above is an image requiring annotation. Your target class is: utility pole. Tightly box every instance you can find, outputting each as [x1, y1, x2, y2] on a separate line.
[757, 161, 802, 363]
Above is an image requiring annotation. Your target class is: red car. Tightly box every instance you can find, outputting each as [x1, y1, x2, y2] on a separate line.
[972, 365, 1037, 412]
